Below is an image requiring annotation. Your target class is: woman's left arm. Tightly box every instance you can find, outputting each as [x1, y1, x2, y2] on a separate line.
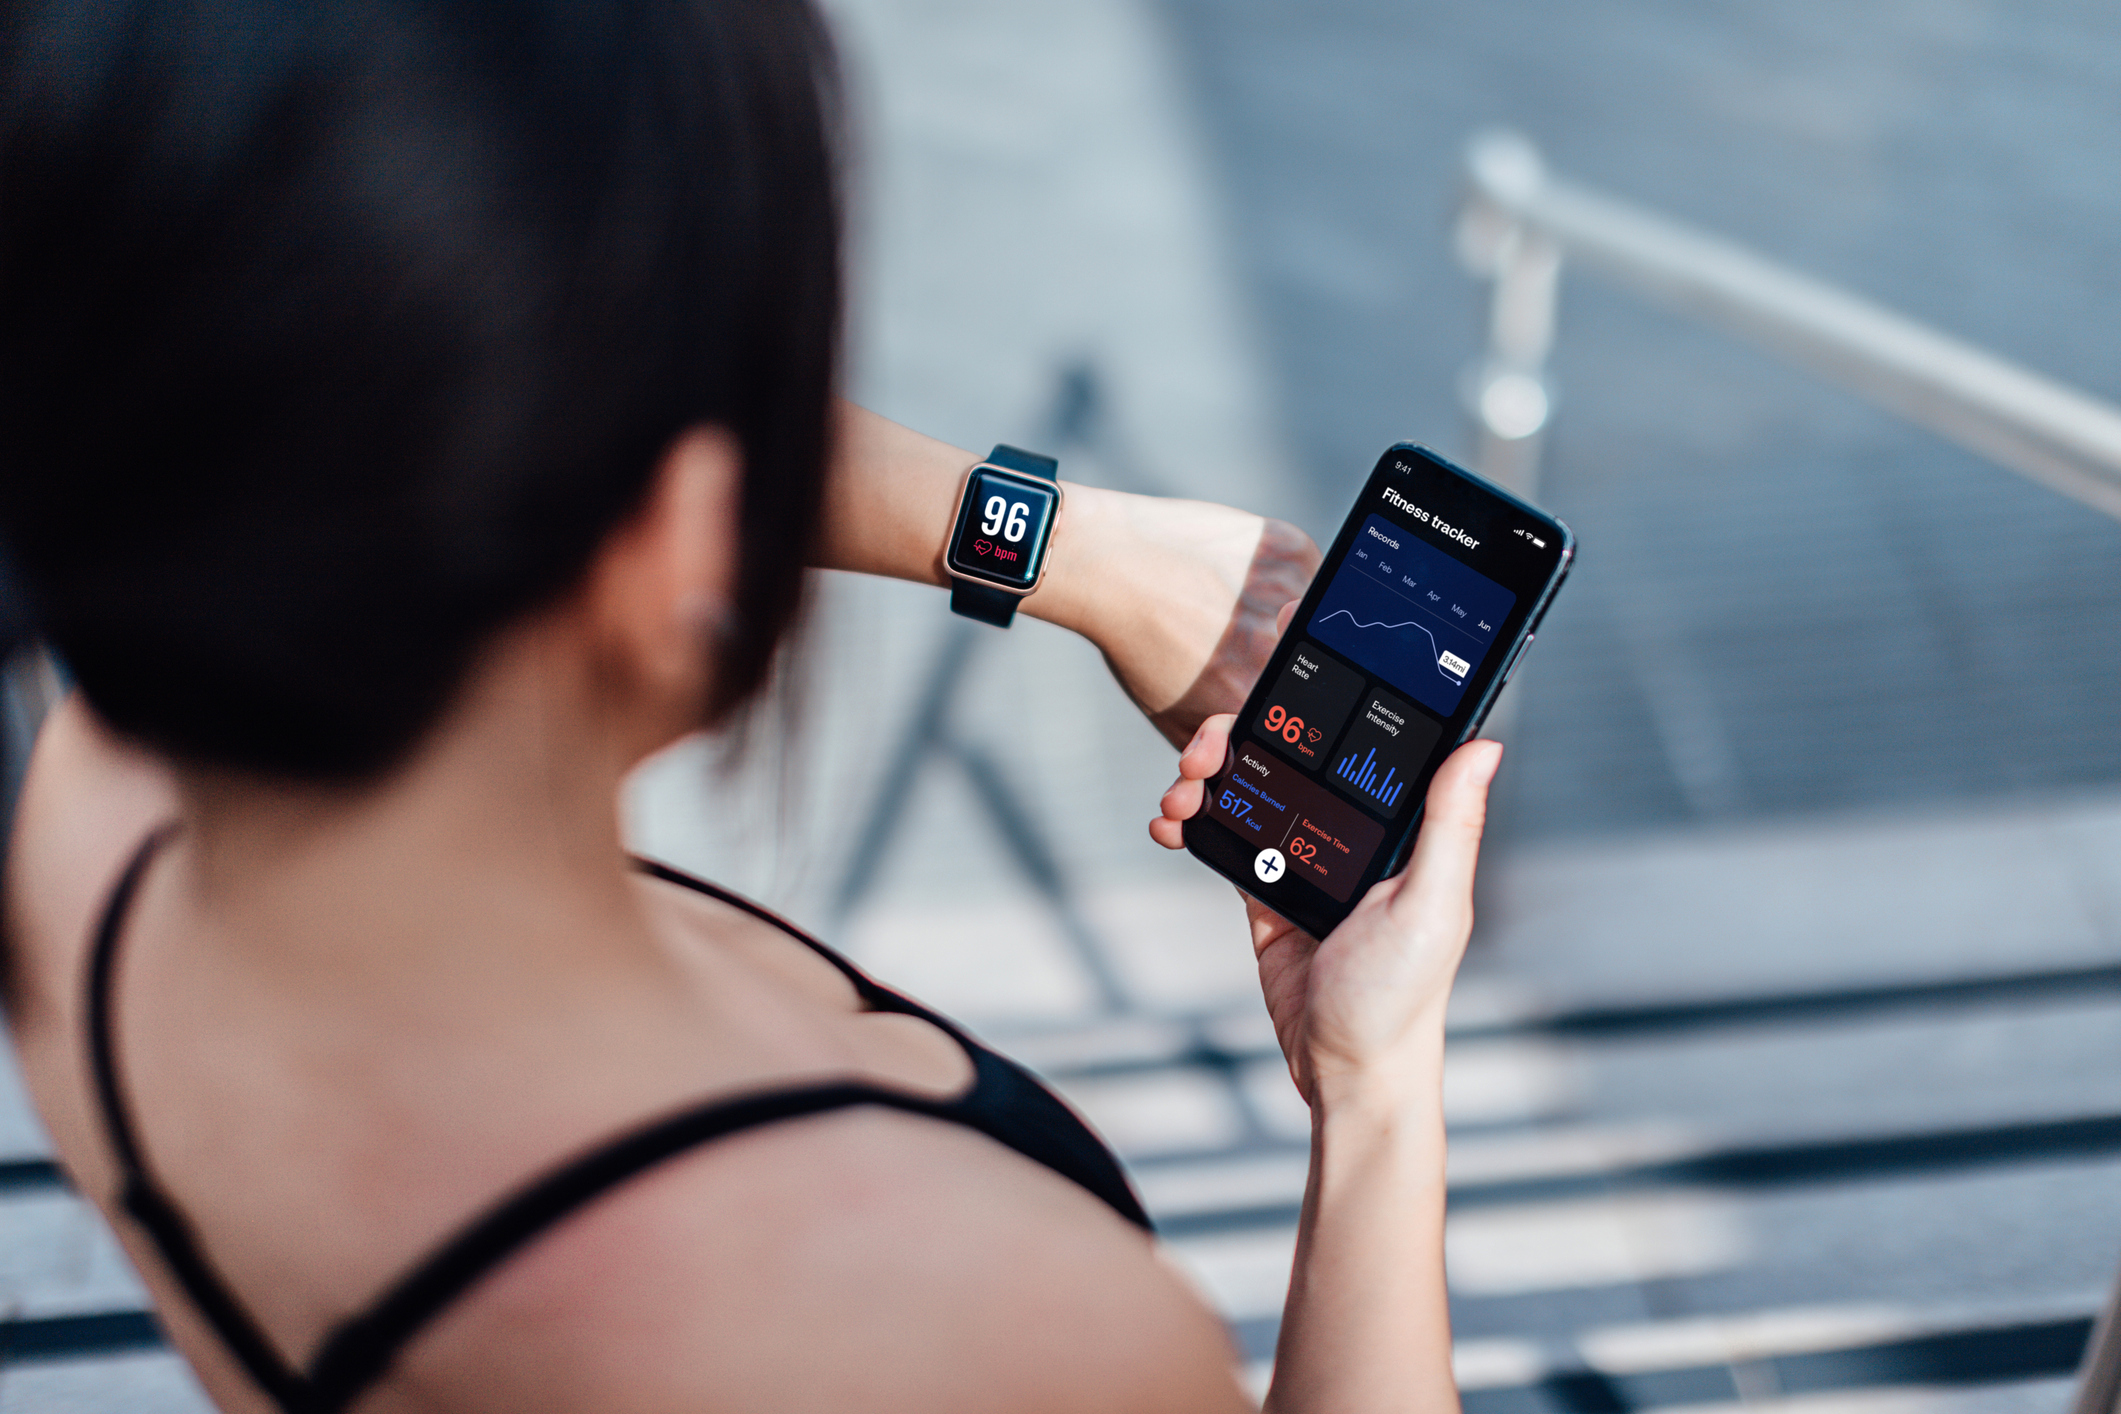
[815, 402, 1319, 747]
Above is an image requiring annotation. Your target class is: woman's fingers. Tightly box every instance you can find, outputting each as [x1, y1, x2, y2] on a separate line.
[1383, 739, 1502, 929]
[1179, 713, 1234, 779]
[1154, 614, 1285, 848]
[1150, 714, 1236, 849]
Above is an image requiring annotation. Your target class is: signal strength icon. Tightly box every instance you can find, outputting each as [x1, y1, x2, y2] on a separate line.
[1335, 746, 1405, 809]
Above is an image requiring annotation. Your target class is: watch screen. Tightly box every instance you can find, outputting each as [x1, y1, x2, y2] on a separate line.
[948, 467, 1058, 590]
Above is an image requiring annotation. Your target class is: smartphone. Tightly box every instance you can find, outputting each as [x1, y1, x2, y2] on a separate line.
[1184, 444, 1574, 938]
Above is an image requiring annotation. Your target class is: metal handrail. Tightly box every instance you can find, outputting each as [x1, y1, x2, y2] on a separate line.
[1453, 131, 2121, 1414]
[1454, 130, 2121, 523]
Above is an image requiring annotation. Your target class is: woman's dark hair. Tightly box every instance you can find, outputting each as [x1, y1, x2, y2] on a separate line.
[0, 0, 842, 777]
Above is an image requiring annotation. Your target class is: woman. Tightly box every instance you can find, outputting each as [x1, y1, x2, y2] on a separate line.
[0, 1, 1503, 1410]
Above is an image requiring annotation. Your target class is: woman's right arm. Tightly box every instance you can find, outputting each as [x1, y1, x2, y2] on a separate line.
[1153, 710, 1503, 1413]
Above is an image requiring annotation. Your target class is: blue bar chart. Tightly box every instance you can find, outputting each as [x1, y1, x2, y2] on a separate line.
[1321, 686, 1441, 820]
[1335, 745, 1406, 809]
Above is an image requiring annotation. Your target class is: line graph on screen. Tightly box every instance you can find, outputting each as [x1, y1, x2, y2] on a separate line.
[1305, 516, 1515, 717]
[1313, 610, 1470, 682]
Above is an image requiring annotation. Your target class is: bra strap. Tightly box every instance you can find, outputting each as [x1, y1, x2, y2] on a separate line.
[86, 827, 313, 1410]
[303, 1080, 978, 1412]
[81, 843, 1120, 1413]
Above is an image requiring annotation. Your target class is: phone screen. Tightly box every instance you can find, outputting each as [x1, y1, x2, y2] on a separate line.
[1186, 445, 1573, 935]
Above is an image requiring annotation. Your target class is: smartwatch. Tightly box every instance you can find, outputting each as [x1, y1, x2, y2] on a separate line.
[944, 444, 1062, 628]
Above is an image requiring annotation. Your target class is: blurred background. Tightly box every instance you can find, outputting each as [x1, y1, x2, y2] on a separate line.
[7, 0, 2121, 1409]
[633, 0, 2121, 1409]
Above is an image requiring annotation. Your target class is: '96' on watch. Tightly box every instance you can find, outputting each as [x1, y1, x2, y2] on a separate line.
[944, 443, 1061, 628]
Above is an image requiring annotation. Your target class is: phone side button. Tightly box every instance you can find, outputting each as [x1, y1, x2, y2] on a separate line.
[1502, 633, 1534, 685]
[1465, 635, 1533, 738]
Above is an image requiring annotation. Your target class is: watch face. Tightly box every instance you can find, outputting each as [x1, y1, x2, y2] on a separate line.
[947, 467, 1059, 590]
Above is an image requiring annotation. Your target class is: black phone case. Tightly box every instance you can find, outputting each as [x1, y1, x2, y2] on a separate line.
[1184, 444, 1574, 939]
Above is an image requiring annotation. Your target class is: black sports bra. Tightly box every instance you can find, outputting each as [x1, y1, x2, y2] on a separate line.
[85, 830, 1150, 1414]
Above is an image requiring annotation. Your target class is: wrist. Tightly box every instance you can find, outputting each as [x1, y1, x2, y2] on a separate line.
[1311, 1079, 1447, 1183]
[1307, 1074, 1449, 1223]
[1306, 1013, 1451, 1127]
[1019, 480, 1134, 642]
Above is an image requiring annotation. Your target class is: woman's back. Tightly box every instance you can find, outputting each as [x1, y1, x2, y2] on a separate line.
[6, 698, 1239, 1413]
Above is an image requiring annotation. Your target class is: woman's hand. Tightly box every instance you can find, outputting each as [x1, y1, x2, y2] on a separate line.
[1151, 601, 1490, 1414]
[1151, 664, 1501, 1106]
[1034, 487, 1319, 750]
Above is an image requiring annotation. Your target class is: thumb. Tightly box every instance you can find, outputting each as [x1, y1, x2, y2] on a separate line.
[1385, 739, 1503, 929]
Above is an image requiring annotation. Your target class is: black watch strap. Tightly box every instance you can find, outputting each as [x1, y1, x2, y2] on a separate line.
[949, 579, 1023, 627]
[950, 444, 1058, 628]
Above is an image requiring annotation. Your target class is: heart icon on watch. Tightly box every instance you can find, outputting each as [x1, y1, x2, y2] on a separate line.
[973, 539, 993, 555]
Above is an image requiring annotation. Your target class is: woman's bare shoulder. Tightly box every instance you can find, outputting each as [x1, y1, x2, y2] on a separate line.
[6, 696, 178, 1028]
[387, 1104, 1255, 1414]
[0, 704, 1258, 1413]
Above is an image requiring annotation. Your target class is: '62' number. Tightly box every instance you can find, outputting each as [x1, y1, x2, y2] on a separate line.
[981, 496, 1031, 542]
[1263, 703, 1305, 745]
